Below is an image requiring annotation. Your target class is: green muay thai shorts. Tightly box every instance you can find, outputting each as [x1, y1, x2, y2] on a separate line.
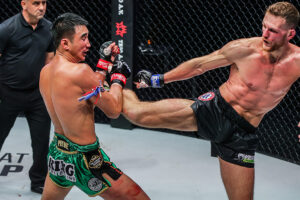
[48, 133, 123, 196]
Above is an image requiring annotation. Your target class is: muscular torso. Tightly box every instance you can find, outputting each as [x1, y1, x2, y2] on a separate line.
[219, 38, 300, 127]
[40, 56, 98, 145]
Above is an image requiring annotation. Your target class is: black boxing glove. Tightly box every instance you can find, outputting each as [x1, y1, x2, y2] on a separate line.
[110, 61, 131, 88]
[96, 41, 119, 72]
[134, 70, 164, 88]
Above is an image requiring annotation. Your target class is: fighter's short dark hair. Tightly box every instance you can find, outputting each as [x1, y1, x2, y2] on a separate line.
[52, 13, 88, 49]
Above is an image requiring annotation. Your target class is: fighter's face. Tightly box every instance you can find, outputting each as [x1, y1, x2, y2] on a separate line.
[69, 25, 91, 62]
[22, 0, 47, 21]
[261, 13, 292, 52]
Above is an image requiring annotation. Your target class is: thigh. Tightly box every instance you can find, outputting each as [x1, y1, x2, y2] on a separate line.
[42, 173, 72, 200]
[157, 98, 197, 131]
[100, 173, 150, 200]
[123, 89, 197, 131]
[219, 158, 254, 200]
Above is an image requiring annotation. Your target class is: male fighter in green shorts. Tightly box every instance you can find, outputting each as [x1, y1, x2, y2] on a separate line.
[39, 13, 150, 200]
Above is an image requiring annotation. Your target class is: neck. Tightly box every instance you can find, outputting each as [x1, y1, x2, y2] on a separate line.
[57, 50, 79, 63]
[22, 11, 39, 28]
[265, 43, 289, 64]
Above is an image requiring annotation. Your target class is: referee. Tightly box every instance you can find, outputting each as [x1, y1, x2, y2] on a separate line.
[0, 0, 54, 194]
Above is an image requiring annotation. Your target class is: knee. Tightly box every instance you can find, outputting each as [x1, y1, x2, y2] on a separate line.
[122, 90, 142, 122]
[123, 89, 140, 104]
[125, 183, 145, 198]
[122, 106, 141, 124]
[102, 180, 145, 199]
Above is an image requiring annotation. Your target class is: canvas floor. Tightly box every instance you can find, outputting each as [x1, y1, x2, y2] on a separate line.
[0, 117, 299, 200]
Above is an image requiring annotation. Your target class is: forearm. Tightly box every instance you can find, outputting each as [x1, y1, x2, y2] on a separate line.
[164, 58, 204, 84]
[164, 51, 230, 84]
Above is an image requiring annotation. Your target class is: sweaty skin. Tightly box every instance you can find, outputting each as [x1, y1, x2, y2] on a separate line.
[126, 13, 300, 133]
[162, 13, 300, 127]
[40, 25, 123, 145]
[219, 37, 300, 127]
[122, 7, 300, 200]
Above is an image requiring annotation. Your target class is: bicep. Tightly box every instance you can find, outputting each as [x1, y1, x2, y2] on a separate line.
[219, 39, 252, 63]
[196, 50, 233, 72]
[193, 39, 252, 73]
[79, 65, 102, 91]
[77, 67, 123, 118]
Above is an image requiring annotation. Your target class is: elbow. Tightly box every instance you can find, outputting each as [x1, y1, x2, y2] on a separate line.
[196, 67, 206, 75]
[108, 112, 121, 119]
[106, 104, 122, 119]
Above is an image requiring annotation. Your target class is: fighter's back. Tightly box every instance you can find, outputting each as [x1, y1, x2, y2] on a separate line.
[40, 55, 98, 145]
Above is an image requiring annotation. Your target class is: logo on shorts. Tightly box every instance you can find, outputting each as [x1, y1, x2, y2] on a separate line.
[236, 153, 254, 164]
[57, 139, 69, 151]
[88, 178, 103, 191]
[198, 92, 215, 101]
[89, 155, 102, 169]
[48, 156, 76, 182]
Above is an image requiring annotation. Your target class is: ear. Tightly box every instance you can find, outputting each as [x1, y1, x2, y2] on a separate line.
[287, 29, 296, 40]
[61, 39, 70, 50]
[21, 0, 26, 9]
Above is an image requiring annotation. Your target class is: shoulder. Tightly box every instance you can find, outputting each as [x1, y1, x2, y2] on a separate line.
[290, 44, 300, 75]
[72, 63, 101, 89]
[70, 63, 96, 81]
[40, 63, 50, 76]
[220, 37, 260, 61]
[222, 37, 260, 51]
[76, 63, 94, 74]
[0, 13, 19, 32]
[40, 17, 52, 27]
[39, 18, 53, 33]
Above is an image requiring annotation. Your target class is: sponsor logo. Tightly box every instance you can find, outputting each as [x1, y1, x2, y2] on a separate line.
[0, 153, 29, 176]
[236, 153, 254, 164]
[48, 156, 76, 182]
[111, 73, 126, 83]
[115, 21, 127, 37]
[88, 178, 103, 191]
[57, 139, 69, 151]
[89, 155, 102, 169]
[198, 92, 215, 101]
[151, 75, 160, 87]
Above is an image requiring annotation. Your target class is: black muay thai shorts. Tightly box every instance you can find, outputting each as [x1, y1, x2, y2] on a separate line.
[191, 89, 258, 168]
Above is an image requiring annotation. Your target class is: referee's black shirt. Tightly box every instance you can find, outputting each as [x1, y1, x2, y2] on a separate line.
[0, 13, 54, 90]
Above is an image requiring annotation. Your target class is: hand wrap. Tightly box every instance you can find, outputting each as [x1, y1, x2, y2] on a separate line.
[78, 81, 105, 103]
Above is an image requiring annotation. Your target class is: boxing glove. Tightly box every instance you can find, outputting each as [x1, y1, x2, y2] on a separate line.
[110, 61, 131, 88]
[96, 41, 118, 72]
[134, 70, 164, 88]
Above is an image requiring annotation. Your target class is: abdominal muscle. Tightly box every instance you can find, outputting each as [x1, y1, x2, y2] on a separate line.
[219, 79, 285, 127]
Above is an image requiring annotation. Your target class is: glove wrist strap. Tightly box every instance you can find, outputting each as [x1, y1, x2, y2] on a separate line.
[111, 73, 127, 87]
[96, 59, 112, 71]
[151, 74, 164, 88]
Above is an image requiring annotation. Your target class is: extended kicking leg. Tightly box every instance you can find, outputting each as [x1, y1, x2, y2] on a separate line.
[122, 89, 197, 132]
